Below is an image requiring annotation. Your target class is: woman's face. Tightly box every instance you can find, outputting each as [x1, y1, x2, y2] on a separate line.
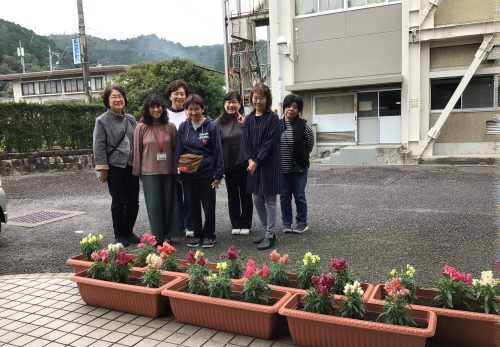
[169, 87, 186, 110]
[284, 102, 299, 121]
[186, 103, 204, 123]
[109, 89, 125, 114]
[251, 92, 266, 113]
[224, 98, 241, 116]
[149, 104, 163, 120]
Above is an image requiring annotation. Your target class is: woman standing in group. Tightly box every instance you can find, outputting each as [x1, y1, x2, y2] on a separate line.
[215, 91, 253, 236]
[165, 80, 193, 238]
[280, 94, 314, 234]
[93, 85, 140, 246]
[174, 94, 224, 248]
[132, 94, 183, 245]
[243, 83, 281, 251]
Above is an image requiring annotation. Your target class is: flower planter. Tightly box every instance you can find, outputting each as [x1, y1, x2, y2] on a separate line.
[71, 269, 182, 318]
[368, 284, 498, 347]
[161, 278, 291, 339]
[279, 293, 436, 347]
[269, 273, 375, 299]
[66, 253, 142, 273]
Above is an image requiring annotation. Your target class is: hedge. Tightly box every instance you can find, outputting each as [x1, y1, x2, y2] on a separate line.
[0, 103, 106, 152]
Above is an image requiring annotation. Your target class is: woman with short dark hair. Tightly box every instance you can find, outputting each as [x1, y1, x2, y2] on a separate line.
[132, 94, 183, 245]
[215, 91, 253, 236]
[173, 94, 224, 248]
[243, 83, 281, 250]
[280, 93, 314, 234]
[93, 85, 139, 246]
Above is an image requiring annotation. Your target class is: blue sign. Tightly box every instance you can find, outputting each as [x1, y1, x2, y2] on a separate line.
[72, 38, 81, 65]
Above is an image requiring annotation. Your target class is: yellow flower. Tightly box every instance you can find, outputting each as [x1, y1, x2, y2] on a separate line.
[217, 262, 228, 271]
[405, 265, 415, 278]
[390, 269, 397, 277]
[303, 252, 320, 265]
[208, 273, 218, 281]
[195, 250, 204, 260]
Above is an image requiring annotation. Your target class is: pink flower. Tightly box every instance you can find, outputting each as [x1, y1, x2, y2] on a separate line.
[328, 258, 349, 274]
[157, 242, 176, 257]
[270, 250, 280, 262]
[91, 249, 109, 263]
[244, 259, 257, 278]
[138, 233, 157, 248]
[442, 265, 472, 286]
[220, 246, 241, 260]
[279, 254, 289, 264]
[384, 277, 409, 300]
[114, 252, 133, 266]
[260, 264, 269, 278]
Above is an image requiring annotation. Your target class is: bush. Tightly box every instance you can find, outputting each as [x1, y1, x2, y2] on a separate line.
[0, 103, 105, 152]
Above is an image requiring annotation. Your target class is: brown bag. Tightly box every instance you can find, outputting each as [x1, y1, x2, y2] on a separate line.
[178, 153, 204, 174]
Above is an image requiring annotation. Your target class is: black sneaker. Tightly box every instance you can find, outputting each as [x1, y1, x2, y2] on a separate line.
[187, 238, 201, 248]
[202, 238, 215, 248]
[127, 233, 141, 243]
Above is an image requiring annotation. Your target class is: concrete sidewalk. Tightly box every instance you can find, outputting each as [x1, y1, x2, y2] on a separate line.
[0, 273, 295, 347]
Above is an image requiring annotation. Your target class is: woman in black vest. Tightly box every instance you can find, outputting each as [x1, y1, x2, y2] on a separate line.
[280, 94, 315, 233]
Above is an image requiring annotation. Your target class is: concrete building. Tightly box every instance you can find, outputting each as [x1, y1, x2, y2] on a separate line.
[0, 65, 127, 104]
[223, 0, 499, 163]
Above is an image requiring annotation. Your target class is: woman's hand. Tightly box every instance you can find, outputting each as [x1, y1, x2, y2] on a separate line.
[97, 170, 108, 183]
[247, 160, 257, 175]
[236, 112, 245, 125]
[211, 179, 220, 189]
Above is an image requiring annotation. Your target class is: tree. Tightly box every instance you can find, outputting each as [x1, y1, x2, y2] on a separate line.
[112, 58, 225, 118]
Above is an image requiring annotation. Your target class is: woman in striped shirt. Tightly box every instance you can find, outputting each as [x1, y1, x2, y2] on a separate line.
[280, 94, 314, 233]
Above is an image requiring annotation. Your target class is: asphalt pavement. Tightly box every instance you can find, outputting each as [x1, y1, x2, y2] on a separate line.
[0, 164, 497, 286]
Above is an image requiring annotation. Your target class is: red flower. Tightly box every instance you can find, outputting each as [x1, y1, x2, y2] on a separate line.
[91, 249, 109, 263]
[311, 273, 335, 297]
[328, 258, 349, 274]
[138, 233, 157, 248]
[442, 265, 472, 286]
[114, 252, 133, 266]
[220, 246, 241, 260]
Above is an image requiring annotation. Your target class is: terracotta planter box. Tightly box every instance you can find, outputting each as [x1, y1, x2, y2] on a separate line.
[71, 269, 182, 318]
[161, 278, 291, 339]
[279, 293, 436, 347]
[369, 284, 498, 347]
[269, 273, 375, 299]
[66, 253, 143, 273]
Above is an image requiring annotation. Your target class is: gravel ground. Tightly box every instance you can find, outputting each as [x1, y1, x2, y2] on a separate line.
[0, 164, 497, 287]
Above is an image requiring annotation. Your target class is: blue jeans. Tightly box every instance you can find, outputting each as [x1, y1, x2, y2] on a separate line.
[280, 170, 308, 226]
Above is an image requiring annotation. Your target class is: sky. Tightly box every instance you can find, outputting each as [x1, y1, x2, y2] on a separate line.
[0, 0, 225, 47]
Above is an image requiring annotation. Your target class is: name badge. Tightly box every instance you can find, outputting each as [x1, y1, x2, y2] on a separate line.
[156, 153, 167, 161]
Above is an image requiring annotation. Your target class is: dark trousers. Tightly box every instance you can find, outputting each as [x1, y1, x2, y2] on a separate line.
[176, 183, 192, 230]
[107, 165, 139, 238]
[183, 177, 216, 241]
[225, 167, 253, 229]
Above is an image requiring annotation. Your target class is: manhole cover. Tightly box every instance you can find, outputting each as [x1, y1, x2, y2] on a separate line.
[8, 210, 86, 228]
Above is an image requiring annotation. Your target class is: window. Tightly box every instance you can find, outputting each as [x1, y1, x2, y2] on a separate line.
[21, 82, 35, 96]
[38, 80, 62, 95]
[64, 78, 84, 93]
[296, 0, 398, 15]
[431, 76, 494, 110]
[93, 77, 104, 91]
[358, 90, 401, 117]
[316, 95, 354, 114]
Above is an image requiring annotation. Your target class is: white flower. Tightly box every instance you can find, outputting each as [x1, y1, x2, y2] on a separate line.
[107, 243, 124, 252]
[146, 254, 163, 270]
[343, 280, 364, 296]
[478, 270, 496, 286]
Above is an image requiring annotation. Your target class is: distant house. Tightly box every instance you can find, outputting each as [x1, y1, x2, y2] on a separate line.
[0, 65, 128, 103]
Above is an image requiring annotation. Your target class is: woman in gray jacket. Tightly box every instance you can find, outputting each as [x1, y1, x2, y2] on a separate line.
[93, 85, 140, 246]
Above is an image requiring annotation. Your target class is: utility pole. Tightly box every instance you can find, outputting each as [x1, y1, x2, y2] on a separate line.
[77, 0, 92, 103]
[17, 41, 25, 74]
[48, 46, 60, 71]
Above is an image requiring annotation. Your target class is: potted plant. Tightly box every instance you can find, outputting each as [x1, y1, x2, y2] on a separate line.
[279, 273, 436, 347]
[132, 233, 157, 267]
[70, 243, 182, 318]
[66, 233, 104, 273]
[161, 255, 291, 339]
[219, 246, 244, 280]
[368, 265, 499, 347]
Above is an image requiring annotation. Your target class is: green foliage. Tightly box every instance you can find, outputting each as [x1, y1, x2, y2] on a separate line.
[207, 271, 232, 299]
[0, 103, 104, 152]
[296, 261, 321, 290]
[242, 274, 270, 305]
[141, 268, 161, 288]
[268, 262, 290, 286]
[378, 296, 416, 327]
[162, 253, 181, 272]
[303, 289, 334, 315]
[113, 58, 225, 118]
[133, 244, 155, 268]
[472, 280, 499, 314]
[186, 263, 210, 295]
[339, 282, 366, 319]
[88, 260, 106, 280]
[434, 276, 474, 310]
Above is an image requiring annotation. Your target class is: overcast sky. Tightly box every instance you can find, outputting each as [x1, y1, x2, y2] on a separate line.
[1, 0, 225, 46]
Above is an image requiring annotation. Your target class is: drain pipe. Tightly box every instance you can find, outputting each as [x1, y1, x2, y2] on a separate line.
[275, 0, 283, 116]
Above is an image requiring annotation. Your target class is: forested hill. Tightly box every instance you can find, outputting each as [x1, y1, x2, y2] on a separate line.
[0, 18, 224, 75]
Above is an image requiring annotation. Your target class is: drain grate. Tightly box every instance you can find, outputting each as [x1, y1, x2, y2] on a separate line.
[8, 210, 86, 228]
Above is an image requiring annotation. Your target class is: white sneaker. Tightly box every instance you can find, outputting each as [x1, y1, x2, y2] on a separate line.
[239, 229, 250, 235]
[231, 229, 240, 235]
[185, 230, 194, 238]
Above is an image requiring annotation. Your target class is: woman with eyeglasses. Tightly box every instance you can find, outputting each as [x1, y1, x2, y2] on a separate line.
[215, 91, 253, 236]
[132, 94, 183, 246]
[93, 85, 140, 246]
[243, 83, 281, 251]
[165, 80, 193, 238]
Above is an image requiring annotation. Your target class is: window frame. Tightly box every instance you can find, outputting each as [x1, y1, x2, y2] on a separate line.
[63, 78, 85, 93]
[295, 0, 401, 18]
[38, 80, 62, 95]
[21, 82, 36, 96]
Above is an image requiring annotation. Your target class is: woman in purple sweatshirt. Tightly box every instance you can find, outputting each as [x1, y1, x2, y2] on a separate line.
[173, 94, 224, 248]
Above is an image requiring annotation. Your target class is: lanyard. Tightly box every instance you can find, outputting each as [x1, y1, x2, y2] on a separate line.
[152, 124, 167, 152]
